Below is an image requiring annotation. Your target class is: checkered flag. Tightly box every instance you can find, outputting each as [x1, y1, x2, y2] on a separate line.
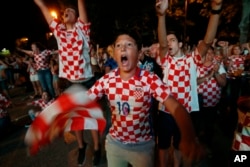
[24, 84, 106, 155]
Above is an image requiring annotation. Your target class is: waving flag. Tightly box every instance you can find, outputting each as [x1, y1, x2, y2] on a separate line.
[24, 84, 106, 155]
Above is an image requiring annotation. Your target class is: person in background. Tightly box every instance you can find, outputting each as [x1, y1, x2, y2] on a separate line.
[4, 55, 15, 89]
[103, 50, 118, 74]
[0, 59, 10, 99]
[26, 91, 55, 126]
[33, 0, 101, 165]
[196, 46, 226, 150]
[231, 96, 250, 151]
[0, 93, 11, 136]
[225, 44, 246, 114]
[139, 46, 163, 78]
[138, 45, 163, 139]
[156, 0, 222, 166]
[90, 44, 102, 80]
[25, 57, 42, 99]
[50, 54, 61, 97]
[17, 42, 56, 99]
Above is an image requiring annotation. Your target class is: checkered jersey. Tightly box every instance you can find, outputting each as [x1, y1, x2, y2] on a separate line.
[0, 93, 10, 113]
[32, 98, 55, 110]
[88, 68, 170, 143]
[197, 63, 222, 107]
[25, 85, 106, 155]
[227, 55, 245, 73]
[232, 109, 250, 151]
[158, 53, 200, 113]
[33, 50, 52, 70]
[50, 19, 93, 81]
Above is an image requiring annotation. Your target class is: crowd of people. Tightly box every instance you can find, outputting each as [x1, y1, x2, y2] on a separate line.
[1, 0, 250, 167]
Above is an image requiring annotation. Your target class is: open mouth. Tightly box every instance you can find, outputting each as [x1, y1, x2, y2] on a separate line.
[64, 13, 68, 18]
[121, 55, 128, 65]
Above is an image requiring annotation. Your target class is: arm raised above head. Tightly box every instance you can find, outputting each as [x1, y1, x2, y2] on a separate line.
[197, 0, 223, 57]
[78, 0, 88, 23]
[34, 0, 54, 25]
[156, 0, 169, 59]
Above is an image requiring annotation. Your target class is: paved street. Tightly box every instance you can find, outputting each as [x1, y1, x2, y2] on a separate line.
[0, 85, 236, 167]
[0, 86, 108, 167]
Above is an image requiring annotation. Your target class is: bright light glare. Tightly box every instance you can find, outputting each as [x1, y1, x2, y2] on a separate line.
[51, 11, 57, 19]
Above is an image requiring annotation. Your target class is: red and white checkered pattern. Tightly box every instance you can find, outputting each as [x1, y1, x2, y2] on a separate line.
[33, 50, 52, 70]
[0, 93, 11, 116]
[24, 85, 106, 155]
[88, 68, 170, 143]
[31, 98, 55, 110]
[227, 55, 245, 73]
[232, 109, 250, 151]
[0, 93, 10, 109]
[158, 53, 201, 113]
[197, 64, 222, 107]
[50, 19, 93, 81]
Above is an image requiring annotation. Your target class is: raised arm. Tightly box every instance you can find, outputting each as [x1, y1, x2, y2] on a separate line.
[197, 0, 223, 57]
[34, 0, 54, 25]
[78, 0, 88, 23]
[156, 0, 169, 59]
[16, 47, 34, 57]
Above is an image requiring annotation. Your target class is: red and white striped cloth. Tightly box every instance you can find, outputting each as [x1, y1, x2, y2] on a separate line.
[232, 96, 250, 151]
[24, 84, 106, 155]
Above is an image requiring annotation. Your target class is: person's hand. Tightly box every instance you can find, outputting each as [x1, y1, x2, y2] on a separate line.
[213, 63, 220, 73]
[179, 138, 206, 165]
[211, 0, 223, 10]
[155, 0, 168, 16]
[241, 43, 250, 50]
[141, 46, 150, 56]
[217, 41, 228, 48]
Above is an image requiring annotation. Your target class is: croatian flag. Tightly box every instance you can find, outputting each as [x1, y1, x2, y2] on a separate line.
[24, 84, 106, 155]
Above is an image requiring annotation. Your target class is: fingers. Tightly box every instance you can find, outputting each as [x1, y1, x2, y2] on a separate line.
[179, 140, 207, 165]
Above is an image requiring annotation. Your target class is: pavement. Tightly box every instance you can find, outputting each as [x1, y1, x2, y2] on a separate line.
[0, 85, 108, 167]
[0, 85, 237, 167]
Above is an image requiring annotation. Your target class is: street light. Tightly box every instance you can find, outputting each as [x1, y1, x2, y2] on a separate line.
[50, 11, 57, 19]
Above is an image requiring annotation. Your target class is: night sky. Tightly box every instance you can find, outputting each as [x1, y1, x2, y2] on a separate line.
[1, 0, 239, 52]
[0, 0, 157, 51]
[1, 0, 50, 50]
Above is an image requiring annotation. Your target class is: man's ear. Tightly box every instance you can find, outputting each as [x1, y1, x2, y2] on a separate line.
[179, 42, 183, 48]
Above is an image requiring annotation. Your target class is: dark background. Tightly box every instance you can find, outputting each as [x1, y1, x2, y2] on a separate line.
[0, 0, 242, 51]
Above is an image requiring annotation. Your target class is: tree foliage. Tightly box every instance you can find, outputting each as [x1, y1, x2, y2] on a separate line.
[55, 0, 244, 46]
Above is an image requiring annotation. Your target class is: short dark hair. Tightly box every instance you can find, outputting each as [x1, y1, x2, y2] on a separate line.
[31, 42, 46, 50]
[112, 29, 142, 50]
[166, 30, 183, 43]
[62, 5, 79, 17]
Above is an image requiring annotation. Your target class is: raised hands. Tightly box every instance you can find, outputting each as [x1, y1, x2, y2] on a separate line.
[211, 0, 223, 10]
[155, 0, 168, 16]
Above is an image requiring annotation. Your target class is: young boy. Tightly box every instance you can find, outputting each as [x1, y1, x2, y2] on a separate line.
[86, 30, 204, 167]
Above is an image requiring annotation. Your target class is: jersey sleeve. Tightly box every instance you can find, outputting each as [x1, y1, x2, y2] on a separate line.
[148, 73, 170, 103]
